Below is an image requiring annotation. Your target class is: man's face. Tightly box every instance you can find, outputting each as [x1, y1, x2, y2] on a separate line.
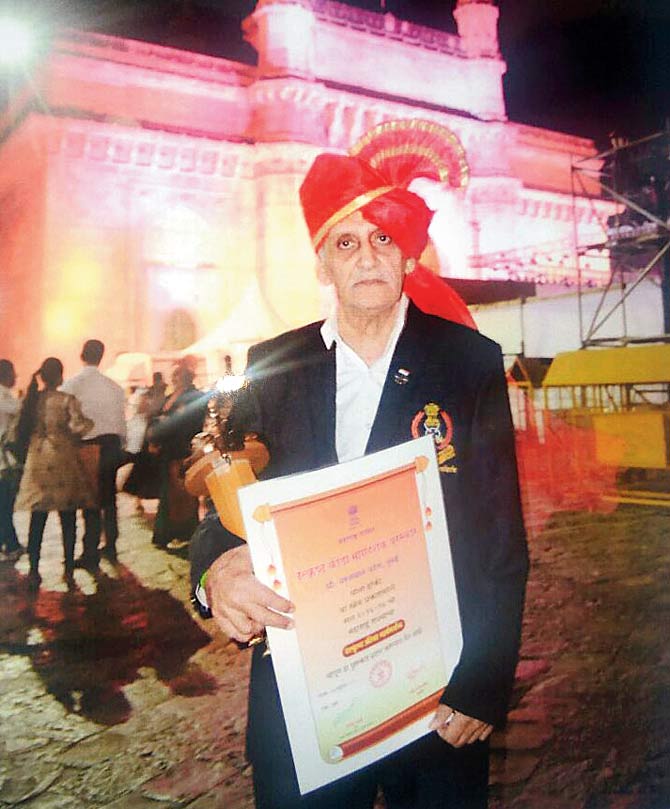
[318, 211, 409, 316]
[172, 367, 189, 389]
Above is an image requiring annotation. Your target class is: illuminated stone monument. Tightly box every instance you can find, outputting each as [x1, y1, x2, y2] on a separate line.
[0, 0, 610, 381]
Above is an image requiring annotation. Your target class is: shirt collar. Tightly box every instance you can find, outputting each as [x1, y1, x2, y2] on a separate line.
[320, 294, 409, 352]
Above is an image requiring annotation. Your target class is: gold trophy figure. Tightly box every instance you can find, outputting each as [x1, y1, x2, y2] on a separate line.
[185, 375, 269, 538]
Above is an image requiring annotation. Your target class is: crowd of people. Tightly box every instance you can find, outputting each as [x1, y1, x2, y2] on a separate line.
[0, 340, 209, 589]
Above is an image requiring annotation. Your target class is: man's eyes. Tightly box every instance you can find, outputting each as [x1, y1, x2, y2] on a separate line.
[334, 232, 392, 249]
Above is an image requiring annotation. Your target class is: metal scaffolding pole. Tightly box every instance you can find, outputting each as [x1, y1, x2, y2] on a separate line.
[571, 131, 670, 347]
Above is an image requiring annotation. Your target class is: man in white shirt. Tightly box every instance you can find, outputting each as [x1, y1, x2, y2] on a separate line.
[62, 340, 126, 566]
[189, 138, 528, 809]
[0, 359, 22, 558]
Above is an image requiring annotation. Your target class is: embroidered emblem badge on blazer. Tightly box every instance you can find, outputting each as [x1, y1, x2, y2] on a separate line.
[411, 402, 457, 474]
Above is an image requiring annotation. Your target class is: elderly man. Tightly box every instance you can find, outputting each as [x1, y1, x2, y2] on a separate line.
[190, 136, 528, 809]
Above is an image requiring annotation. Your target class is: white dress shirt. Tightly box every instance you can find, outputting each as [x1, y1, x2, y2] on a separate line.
[0, 385, 20, 472]
[61, 365, 126, 442]
[0, 385, 19, 438]
[320, 295, 409, 463]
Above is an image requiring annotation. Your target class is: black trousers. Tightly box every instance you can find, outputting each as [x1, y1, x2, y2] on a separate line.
[252, 734, 489, 809]
[0, 474, 20, 552]
[81, 434, 122, 561]
[28, 510, 76, 573]
[249, 650, 489, 809]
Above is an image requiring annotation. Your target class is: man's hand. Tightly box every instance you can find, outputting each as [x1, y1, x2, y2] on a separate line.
[429, 704, 493, 748]
[205, 545, 294, 643]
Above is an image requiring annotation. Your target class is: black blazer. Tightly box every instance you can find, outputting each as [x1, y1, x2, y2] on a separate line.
[190, 303, 528, 728]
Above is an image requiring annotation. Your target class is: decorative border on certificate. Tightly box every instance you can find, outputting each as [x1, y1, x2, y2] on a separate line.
[239, 435, 462, 795]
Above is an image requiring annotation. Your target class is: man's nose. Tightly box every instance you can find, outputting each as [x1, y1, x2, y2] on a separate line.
[357, 239, 376, 268]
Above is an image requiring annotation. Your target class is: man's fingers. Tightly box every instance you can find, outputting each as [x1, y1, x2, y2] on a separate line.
[253, 582, 295, 616]
[226, 575, 295, 625]
[450, 718, 490, 747]
[212, 605, 265, 643]
[430, 705, 493, 748]
[210, 546, 295, 614]
[205, 545, 295, 641]
[460, 723, 486, 746]
[244, 597, 294, 631]
[211, 611, 252, 643]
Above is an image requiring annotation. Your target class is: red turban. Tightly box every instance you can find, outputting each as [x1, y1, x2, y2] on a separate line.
[300, 154, 432, 259]
[299, 144, 476, 330]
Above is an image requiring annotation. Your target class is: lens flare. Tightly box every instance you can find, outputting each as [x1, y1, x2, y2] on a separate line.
[0, 17, 35, 67]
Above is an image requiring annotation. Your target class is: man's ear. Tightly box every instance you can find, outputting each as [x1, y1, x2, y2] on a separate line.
[404, 257, 416, 275]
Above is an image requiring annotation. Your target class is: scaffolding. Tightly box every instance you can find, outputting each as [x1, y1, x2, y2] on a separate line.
[571, 130, 670, 348]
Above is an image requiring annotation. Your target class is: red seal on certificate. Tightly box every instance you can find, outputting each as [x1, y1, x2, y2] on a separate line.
[370, 660, 392, 688]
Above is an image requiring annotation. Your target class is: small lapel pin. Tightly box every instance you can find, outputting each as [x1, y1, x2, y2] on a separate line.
[393, 368, 411, 385]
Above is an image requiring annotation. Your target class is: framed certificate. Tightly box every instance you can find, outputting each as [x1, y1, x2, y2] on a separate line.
[238, 435, 462, 794]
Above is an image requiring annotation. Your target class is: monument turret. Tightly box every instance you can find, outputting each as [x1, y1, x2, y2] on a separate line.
[243, 0, 316, 79]
[453, 0, 500, 58]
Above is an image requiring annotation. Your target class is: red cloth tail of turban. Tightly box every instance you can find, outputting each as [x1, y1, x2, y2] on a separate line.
[403, 262, 477, 331]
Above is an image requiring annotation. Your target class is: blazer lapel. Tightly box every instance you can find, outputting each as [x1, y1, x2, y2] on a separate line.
[366, 303, 429, 454]
[303, 332, 338, 468]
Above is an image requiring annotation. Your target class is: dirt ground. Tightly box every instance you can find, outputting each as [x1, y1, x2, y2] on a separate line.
[0, 495, 668, 808]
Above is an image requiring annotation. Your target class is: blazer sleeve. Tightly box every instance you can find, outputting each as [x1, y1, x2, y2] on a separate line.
[440, 346, 529, 727]
[189, 345, 266, 591]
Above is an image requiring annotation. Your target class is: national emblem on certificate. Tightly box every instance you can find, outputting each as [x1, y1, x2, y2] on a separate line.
[238, 435, 463, 795]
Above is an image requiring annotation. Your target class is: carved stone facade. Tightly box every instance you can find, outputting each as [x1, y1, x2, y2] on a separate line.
[0, 0, 610, 380]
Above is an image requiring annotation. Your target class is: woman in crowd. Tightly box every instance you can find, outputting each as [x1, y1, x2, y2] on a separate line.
[15, 357, 95, 587]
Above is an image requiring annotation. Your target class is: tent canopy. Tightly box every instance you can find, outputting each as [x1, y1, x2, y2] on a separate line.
[106, 352, 152, 386]
[182, 282, 285, 356]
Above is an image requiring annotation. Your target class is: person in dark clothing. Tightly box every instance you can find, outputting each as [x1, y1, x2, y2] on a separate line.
[0, 359, 23, 558]
[149, 360, 207, 549]
[145, 371, 168, 418]
[189, 127, 529, 809]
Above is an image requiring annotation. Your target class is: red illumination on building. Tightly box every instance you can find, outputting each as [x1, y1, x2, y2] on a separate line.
[0, 1, 612, 386]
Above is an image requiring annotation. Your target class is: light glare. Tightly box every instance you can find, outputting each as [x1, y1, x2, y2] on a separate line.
[0, 17, 35, 66]
[215, 375, 245, 394]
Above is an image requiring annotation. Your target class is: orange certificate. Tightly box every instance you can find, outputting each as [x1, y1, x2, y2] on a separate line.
[238, 435, 462, 795]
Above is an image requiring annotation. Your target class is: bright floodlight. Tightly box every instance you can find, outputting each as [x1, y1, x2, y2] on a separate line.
[0, 17, 35, 67]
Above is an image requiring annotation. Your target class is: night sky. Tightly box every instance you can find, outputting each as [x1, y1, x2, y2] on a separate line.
[2, 0, 668, 147]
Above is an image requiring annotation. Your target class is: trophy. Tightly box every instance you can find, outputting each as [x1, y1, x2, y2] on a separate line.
[185, 374, 269, 538]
